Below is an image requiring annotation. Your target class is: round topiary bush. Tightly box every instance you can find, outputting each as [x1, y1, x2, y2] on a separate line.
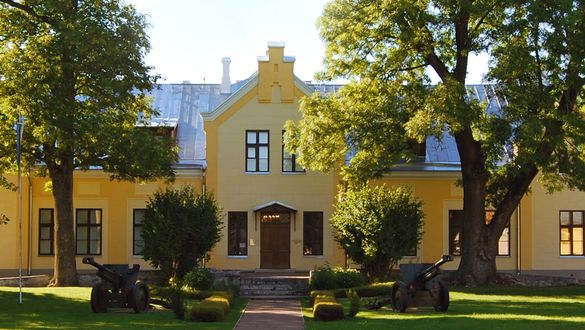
[183, 268, 214, 291]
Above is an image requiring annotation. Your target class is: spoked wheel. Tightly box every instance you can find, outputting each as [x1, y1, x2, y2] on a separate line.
[131, 282, 150, 313]
[432, 280, 450, 312]
[90, 283, 109, 313]
[391, 281, 409, 313]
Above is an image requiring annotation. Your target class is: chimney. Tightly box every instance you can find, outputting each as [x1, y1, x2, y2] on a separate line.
[220, 57, 231, 94]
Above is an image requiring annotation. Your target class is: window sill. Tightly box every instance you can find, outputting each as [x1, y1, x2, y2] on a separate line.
[303, 255, 324, 258]
[244, 172, 270, 175]
[282, 172, 306, 175]
[560, 255, 585, 259]
[228, 255, 249, 258]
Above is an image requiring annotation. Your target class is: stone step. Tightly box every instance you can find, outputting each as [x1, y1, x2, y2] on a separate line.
[239, 275, 309, 297]
[240, 289, 306, 297]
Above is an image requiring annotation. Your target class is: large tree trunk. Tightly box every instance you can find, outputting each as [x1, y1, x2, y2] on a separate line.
[49, 159, 78, 286]
[454, 129, 497, 284]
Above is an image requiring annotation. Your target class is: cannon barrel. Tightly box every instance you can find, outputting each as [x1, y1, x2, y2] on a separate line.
[416, 255, 453, 284]
[82, 257, 123, 289]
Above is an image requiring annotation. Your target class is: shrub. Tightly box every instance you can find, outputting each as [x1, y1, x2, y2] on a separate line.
[313, 301, 344, 321]
[331, 185, 424, 280]
[142, 186, 223, 281]
[333, 267, 366, 288]
[183, 268, 214, 291]
[354, 283, 393, 297]
[190, 303, 225, 322]
[310, 266, 337, 290]
[205, 296, 230, 314]
[310, 290, 335, 305]
[189, 293, 231, 322]
[310, 266, 365, 290]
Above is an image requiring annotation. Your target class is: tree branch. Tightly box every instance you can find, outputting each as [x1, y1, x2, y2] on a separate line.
[470, 0, 499, 37]
[426, 51, 450, 80]
[0, 0, 53, 24]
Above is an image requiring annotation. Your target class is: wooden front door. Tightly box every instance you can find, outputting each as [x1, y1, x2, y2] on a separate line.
[260, 212, 290, 269]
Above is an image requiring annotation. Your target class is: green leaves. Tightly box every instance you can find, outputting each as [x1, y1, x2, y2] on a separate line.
[141, 186, 223, 281]
[331, 185, 424, 280]
[0, 0, 174, 181]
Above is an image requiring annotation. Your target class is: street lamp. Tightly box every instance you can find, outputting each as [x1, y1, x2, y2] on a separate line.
[15, 115, 25, 304]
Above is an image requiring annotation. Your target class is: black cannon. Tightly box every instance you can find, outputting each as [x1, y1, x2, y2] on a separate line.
[391, 255, 453, 312]
[82, 257, 150, 313]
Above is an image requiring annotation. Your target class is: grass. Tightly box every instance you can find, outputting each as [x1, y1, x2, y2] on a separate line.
[302, 285, 585, 329]
[0, 287, 246, 329]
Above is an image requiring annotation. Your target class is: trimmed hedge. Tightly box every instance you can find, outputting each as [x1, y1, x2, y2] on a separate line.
[312, 290, 345, 321]
[190, 302, 225, 322]
[190, 292, 232, 322]
[312, 282, 392, 299]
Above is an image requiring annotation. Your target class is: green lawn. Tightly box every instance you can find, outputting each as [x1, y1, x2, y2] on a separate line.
[0, 287, 246, 329]
[303, 286, 585, 329]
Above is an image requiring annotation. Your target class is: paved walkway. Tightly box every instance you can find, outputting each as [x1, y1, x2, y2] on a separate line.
[234, 299, 304, 330]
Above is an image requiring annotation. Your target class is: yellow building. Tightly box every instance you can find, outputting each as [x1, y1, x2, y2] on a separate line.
[1, 43, 585, 279]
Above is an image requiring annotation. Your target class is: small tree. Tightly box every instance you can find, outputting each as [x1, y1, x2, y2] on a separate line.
[141, 185, 223, 281]
[331, 185, 424, 280]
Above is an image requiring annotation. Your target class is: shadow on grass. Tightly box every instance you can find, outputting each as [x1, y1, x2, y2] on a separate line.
[303, 286, 585, 330]
[0, 288, 246, 330]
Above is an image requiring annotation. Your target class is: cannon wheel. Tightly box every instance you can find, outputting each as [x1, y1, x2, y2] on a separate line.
[433, 280, 450, 312]
[90, 283, 108, 313]
[391, 281, 409, 313]
[131, 282, 150, 313]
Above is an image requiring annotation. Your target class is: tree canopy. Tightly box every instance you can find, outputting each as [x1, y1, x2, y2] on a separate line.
[0, 0, 178, 285]
[286, 0, 585, 284]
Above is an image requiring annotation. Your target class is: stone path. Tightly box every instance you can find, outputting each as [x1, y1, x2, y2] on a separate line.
[234, 299, 304, 330]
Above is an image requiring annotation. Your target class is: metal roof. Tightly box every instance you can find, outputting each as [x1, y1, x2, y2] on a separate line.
[146, 77, 502, 171]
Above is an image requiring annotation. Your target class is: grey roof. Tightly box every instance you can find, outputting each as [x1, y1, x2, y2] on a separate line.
[146, 77, 502, 171]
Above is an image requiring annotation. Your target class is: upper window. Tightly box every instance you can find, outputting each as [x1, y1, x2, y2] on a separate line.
[449, 210, 510, 257]
[303, 212, 323, 256]
[133, 209, 145, 256]
[39, 208, 54, 255]
[246, 130, 269, 172]
[228, 212, 248, 256]
[282, 131, 304, 173]
[76, 209, 102, 255]
[560, 211, 584, 256]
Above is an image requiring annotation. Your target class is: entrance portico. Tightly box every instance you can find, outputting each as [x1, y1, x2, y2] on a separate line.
[253, 201, 297, 269]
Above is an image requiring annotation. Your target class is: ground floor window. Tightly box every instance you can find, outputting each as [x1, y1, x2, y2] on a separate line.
[76, 209, 102, 255]
[133, 209, 145, 255]
[39, 208, 54, 255]
[449, 210, 510, 256]
[303, 211, 323, 256]
[560, 210, 584, 256]
[228, 212, 248, 256]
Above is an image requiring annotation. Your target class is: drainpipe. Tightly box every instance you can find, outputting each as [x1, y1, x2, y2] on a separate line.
[27, 174, 33, 275]
[202, 166, 207, 194]
[516, 204, 521, 275]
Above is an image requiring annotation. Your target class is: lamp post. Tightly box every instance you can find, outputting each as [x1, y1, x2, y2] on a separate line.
[16, 115, 25, 304]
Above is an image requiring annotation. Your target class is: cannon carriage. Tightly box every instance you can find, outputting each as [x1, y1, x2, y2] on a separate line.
[82, 257, 150, 313]
[391, 255, 453, 312]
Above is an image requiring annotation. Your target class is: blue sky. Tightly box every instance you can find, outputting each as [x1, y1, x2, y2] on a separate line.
[127, 0, 488, 84]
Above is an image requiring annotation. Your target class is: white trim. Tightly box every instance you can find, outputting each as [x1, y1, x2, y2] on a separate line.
[253, 201, 298, 212]
[202, 73, 259, 122]
[294, 76, 314, 96]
